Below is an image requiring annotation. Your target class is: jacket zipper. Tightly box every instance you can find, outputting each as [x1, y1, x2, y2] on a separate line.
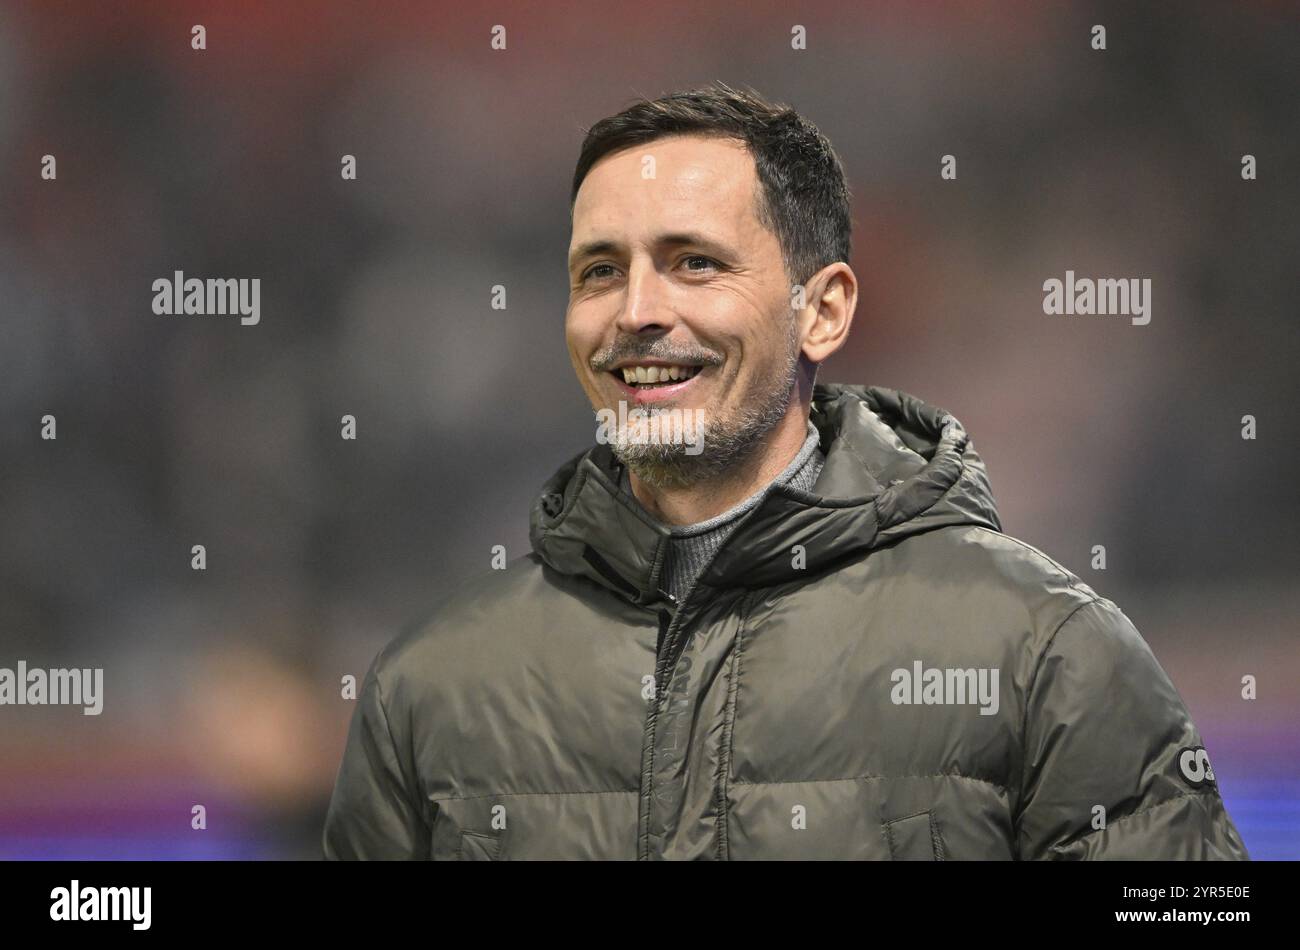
[641, 527, 745, 857]
[653, 588, 692, 698]
[639, 583, 705, 860]
[654, 606, 671, 660]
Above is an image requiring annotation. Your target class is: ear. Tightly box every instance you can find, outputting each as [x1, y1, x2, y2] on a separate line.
[794, 262, 857, 364]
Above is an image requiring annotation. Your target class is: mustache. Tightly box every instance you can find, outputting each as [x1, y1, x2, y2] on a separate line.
[590, 338, 723, 372]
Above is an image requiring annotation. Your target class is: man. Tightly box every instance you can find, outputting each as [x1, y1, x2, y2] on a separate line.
[323, 82, 1249, 860]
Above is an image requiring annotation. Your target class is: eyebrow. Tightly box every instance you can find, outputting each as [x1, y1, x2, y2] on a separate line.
[567, 231, 734, 273]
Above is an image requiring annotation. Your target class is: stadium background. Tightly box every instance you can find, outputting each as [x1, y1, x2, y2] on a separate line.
[0, 0, 1296, 858]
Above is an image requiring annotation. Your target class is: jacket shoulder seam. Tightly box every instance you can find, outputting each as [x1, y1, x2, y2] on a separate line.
[967, 526, 1091, 588]
[1014, 595, 1106, 828]
[370, 652, 436, 834]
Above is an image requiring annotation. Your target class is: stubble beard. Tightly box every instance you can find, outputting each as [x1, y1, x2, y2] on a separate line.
[611, 323, 802, 491]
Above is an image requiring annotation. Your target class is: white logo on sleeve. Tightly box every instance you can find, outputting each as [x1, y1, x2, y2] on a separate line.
[1177, 746, 1216, 786]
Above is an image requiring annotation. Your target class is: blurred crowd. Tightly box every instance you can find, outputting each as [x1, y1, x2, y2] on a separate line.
[0, 1, 1295, 857]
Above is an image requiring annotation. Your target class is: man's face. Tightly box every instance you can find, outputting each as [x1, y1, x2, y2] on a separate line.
[565, 134, 801, 487]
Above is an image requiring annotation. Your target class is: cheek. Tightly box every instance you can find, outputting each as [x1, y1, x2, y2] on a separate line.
[717, 321, 788, 394]
[565, 346, 587, 387]
[564, 310, 607, 400]
[564, 312, 593, 366]
[566, 300, 608, 350]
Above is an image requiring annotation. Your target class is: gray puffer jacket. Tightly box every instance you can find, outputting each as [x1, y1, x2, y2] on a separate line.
[323, 383, 1250, 860]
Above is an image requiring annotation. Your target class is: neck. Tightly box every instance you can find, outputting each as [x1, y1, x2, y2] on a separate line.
[628, 403, 811, 526]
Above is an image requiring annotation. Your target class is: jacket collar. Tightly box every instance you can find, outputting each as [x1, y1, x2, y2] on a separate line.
[529, 384, 1002, 608]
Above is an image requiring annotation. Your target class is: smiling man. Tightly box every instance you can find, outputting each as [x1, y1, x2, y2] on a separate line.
[565, 129, 838, 536]
[322, 82, 1249, 861]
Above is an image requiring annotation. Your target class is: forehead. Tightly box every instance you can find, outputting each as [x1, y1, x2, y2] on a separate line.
[571, 134, 763, 242]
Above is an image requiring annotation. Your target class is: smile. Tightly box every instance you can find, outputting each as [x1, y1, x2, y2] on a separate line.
[606, 362, 707, 404]
[613, 363, 701, 387]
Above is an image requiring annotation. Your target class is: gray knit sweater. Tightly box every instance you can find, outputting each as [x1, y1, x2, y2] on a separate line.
[619, 420, 825, 602]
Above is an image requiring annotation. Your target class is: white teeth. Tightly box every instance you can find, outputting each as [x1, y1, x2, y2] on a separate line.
[618, 365, 701, 385]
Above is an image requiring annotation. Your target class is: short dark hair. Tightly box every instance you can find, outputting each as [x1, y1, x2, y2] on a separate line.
[570, 81, 852, 288]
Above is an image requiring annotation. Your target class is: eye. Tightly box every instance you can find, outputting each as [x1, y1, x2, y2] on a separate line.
[683, 255, 719, 273]
[581, 263, 618, 283]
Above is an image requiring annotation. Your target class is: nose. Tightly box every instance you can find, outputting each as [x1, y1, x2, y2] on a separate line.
[615, 257, 676, 336]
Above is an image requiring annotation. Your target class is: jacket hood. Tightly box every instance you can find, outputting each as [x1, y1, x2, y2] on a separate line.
[529, 383, 1002, 607]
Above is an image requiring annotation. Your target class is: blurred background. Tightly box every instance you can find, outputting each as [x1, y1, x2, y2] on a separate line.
[0, 0, 1296, 859]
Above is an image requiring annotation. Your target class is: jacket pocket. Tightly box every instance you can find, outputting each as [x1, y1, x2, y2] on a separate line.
[883, 810, 946, 861]
[457, 830, 502, 861]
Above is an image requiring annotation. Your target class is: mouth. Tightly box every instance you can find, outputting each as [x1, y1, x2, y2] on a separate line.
[605, 362, 706, 404]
